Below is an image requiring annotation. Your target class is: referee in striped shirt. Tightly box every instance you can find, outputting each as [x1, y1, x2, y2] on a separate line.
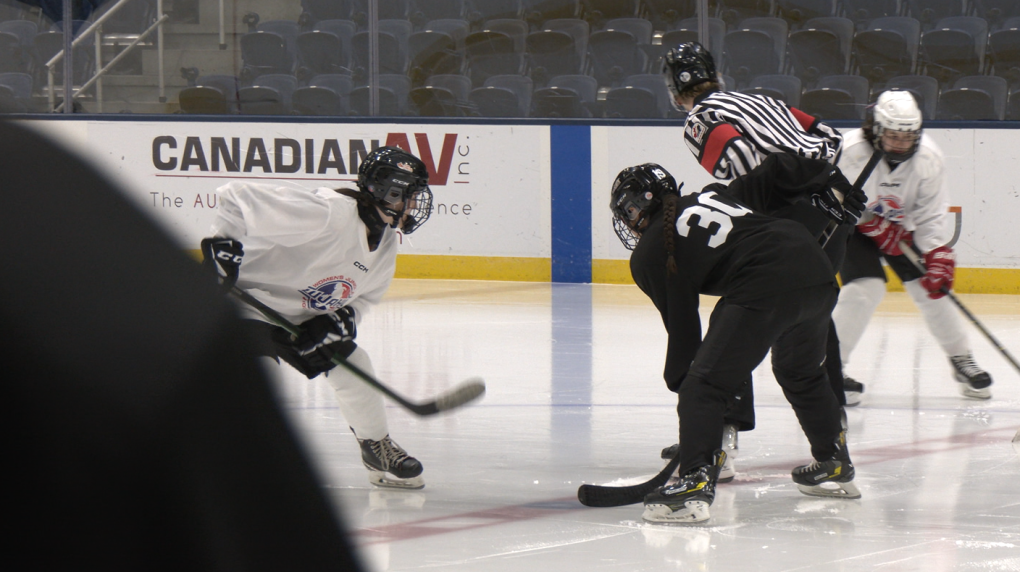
[656, 42, 856, 472]
[664, 42, 844, 182]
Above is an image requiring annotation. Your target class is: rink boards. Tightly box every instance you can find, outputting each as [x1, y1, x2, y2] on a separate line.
[16, 118, 1020, 293]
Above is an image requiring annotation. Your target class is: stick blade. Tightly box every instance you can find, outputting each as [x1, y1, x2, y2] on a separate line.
[434, 377, 486, 412]
[577, 482, 649, 507]
[1012, 428, 1020, 456]
[577, 455, 680, 508]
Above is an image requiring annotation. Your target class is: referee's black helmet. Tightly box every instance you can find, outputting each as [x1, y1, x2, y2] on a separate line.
[661, 41, 717, 100]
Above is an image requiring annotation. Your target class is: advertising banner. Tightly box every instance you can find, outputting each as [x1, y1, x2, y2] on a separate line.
[81, 122, 551, 257]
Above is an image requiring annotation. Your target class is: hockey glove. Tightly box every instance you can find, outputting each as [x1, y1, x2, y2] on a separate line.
[857, 216, 911, 256]
[919, 245, 955, 299]
[200, 237, 244, 291]
[811, 187, 847, 224]
[292, 307, 358, 376]
[827, 167, 867, 223]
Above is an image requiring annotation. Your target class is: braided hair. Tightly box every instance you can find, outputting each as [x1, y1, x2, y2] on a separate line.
[661, 193, 680, 275]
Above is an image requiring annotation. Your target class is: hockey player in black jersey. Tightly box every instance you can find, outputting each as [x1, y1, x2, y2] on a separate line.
[610, 163, 860, 524]
[659, 43, 857, 477]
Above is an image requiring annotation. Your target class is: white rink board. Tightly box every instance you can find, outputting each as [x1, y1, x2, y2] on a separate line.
[25, 121, 551, 257]
[15, 119, 1020, 268]
[591, 126, 1020, 268]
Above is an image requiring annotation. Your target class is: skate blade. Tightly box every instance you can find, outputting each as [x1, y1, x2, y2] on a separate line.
[368, 471, 425, 490]
[718, 463, 735, 483]
[844, 391, 862, 407]
[957, 384, 991, 400]
[642, 501, 711, 524]
[796, 480, 861, 499]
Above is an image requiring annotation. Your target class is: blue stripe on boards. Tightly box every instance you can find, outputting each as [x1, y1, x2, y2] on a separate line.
[550, 125, 592, 283]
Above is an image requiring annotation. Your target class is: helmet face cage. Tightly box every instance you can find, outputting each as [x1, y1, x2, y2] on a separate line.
[358, 147, 433, 234]
[610, 163, 678, 250]
[871, 90, 923, 163]
[661, 41, 717, 110]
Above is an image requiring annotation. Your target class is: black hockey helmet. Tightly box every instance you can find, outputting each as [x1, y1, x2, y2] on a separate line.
[610, 163, 680, 250]
[661, 41, 717, 103]
[357, 146, 434, 234]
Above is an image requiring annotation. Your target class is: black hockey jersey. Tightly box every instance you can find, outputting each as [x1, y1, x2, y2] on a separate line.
[630, 189, 836, 390]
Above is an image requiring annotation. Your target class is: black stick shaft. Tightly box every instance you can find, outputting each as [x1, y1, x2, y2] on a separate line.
[229, 286, 484, 416]
[899, 242, 1020, 375]
[821, 148, 884, 248]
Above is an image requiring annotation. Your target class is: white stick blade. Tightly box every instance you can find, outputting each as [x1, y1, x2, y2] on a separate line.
[435, 377, 486, 412]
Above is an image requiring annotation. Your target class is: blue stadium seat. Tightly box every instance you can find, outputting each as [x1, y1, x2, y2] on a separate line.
[919, 16, 987, 88]
[467, 0, 525, 29]
[179, 86, 231, 114]
[643, 0, 696, 31]
[853, 16, 921, 87]
[292, 85, 346, 115]
[777, 0, 840, 31]
[904, 0, 969, 32]
[408, 30, 464, 86]
[952, 75, 1007, 119]
[749, 74, 803, 107]
[788, 18, 852, 89]
[581, 0, 639, 30]
[936, 87, 997, 120]
[588, 29, 647, 88]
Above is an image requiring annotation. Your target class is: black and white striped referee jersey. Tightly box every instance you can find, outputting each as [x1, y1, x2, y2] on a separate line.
[683, 89, 843, 181]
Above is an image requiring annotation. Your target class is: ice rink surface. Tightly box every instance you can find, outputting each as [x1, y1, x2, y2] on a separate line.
[264, 279, 1020, 572]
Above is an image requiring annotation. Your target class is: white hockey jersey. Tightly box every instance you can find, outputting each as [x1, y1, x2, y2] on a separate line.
[838, 128, 952, 254]
[210, 180, 398, 325]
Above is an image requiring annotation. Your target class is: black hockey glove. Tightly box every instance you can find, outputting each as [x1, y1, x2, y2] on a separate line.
[200, 237, 244, 292]
[826, 167, 867, 223]
[811, 188, 846, 224]
[291, 307, 358, 376]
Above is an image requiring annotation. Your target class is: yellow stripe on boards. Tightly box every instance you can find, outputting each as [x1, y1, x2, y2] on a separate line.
[395, 255, 551, 282]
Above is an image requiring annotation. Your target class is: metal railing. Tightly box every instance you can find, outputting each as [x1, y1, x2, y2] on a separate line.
[46, 0, 168, 112]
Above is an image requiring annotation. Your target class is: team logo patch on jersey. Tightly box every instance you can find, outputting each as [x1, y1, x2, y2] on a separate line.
[686, 122, 707, 144]
[300, 276, 357, 311]
[870, 195, 905, 223]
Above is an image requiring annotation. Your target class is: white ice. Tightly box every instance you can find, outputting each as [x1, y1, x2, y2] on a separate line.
[266, 280, 1020, 572]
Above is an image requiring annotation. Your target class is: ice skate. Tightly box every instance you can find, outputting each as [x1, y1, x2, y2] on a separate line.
[660, 425, 737, 482]
[949, 353, 992, 399]
[791, 431, 860, 499]
[843, 377, 864, 407]
[359, 435, 424, 489]
[643, 451, 725, 524]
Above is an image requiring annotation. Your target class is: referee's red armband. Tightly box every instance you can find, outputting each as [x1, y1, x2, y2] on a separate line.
[789, 107, 817, 131]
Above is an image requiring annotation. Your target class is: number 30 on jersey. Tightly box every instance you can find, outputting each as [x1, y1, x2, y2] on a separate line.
[676, 191, 751, 248]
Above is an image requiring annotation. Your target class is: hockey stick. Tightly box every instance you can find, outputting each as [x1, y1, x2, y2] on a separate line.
[820, 148, 884, 249]
[898, 241, 1020, 376]
[898, 242, 1020, 447]
[577, 452, 680, 507]
[230, 286, 486, 416]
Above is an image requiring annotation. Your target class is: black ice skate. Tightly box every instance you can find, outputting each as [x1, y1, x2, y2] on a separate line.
[359, 435, 424, 489]
[643, 450, 726, 523]
[843, 376, 864, 407]
[660, 425, 738, 483]
[791, 431, 860, 499]
[949, 353, 992, 400]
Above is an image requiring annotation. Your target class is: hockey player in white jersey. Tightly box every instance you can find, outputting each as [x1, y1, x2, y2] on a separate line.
[833, 90, 993, 402]
[200, 146, 435, 488]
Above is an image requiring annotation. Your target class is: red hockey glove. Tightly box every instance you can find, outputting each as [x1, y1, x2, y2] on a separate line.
[919, 245, 955, 299]
[857, 216, 911, 256]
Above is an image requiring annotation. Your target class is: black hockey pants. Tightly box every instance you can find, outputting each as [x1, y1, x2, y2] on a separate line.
[676, 283, 844, 474]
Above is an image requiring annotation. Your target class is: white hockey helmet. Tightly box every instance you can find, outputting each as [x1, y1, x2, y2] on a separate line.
[871, 89, 922, 163]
